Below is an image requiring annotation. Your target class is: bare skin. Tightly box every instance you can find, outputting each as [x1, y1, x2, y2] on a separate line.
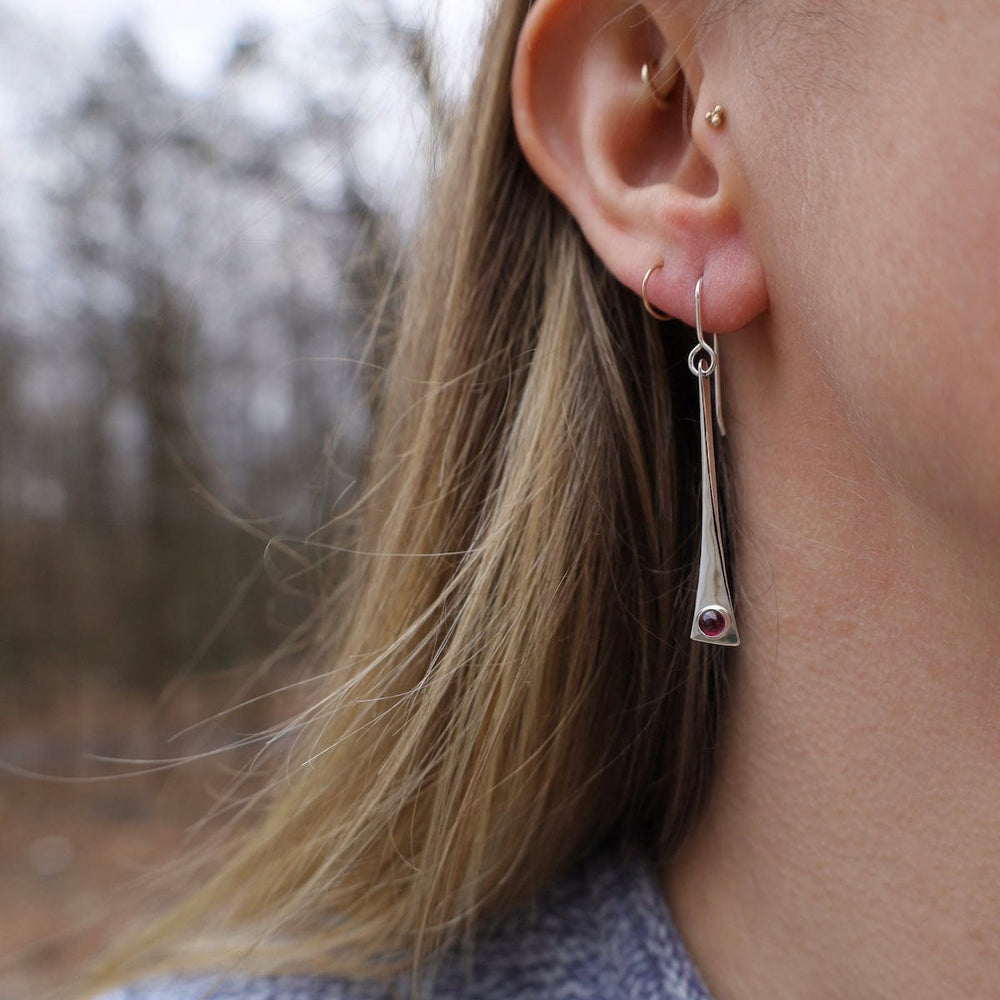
[513, 0, 1000, 996]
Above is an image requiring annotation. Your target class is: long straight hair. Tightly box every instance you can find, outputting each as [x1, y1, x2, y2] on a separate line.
[93, 0, 726, 987]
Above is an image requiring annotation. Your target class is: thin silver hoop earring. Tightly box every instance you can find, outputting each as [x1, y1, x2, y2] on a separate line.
[641, 264, 672, 321]
[689, 277, 740, 646]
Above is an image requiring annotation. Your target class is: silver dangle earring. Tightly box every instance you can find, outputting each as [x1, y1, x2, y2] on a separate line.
[689, 278, 740, 646]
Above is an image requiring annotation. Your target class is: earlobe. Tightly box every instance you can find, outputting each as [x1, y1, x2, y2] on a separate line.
[511, 0, 768, 332]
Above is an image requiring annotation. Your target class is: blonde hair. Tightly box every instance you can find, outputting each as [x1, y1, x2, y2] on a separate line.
[93, 0, 726, 989]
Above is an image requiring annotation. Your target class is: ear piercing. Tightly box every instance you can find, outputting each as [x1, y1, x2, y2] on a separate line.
[641, 57, 679, 109]
[705, 105, 726, 129]
[641, 263, 672, 321]
[637, 268, 741, 646]
[688, 277, 740, 646]
[642, 61, 727, 130]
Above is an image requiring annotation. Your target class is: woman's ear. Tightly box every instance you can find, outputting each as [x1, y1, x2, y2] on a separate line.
[511, 0, 768, 331]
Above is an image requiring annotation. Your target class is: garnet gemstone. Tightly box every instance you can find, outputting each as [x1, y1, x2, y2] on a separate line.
[698, 608, 727, 639]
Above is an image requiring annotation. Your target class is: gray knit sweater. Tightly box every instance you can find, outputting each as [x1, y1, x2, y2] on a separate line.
[101, 849, 713, 1000]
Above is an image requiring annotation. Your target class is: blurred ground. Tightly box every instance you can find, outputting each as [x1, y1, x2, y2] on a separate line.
[0, 669, 290, 1000]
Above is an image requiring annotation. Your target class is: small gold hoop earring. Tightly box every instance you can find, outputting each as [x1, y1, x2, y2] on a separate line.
[641, 59, 678, 110]
[642, 264, 672, 321]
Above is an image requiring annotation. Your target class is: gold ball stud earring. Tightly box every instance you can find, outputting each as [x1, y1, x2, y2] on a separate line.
[705, 105, 727, 129]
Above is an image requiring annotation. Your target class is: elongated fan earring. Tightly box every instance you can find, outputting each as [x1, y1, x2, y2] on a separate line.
[689, 278, 740, 646]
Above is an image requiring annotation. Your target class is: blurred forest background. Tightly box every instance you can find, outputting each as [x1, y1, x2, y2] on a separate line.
[0, 1, 479, 995]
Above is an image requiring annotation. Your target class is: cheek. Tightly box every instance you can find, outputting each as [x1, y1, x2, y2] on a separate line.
[836, 131, 1000, 527]
[742, 6, 1000, 533]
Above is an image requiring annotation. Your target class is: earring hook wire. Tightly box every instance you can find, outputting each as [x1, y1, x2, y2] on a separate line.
[690, 277, 727, 437]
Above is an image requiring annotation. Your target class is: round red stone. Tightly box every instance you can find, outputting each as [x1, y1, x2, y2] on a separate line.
[698, 608, 728, 638]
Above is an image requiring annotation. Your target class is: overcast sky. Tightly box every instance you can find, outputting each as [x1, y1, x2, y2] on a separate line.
[29, 0, 335, 93]
[15, 0, 482, 96]
[0, 0, 487, 295]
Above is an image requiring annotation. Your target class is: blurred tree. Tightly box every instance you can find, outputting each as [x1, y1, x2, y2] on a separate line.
[0, 3, 440, 689]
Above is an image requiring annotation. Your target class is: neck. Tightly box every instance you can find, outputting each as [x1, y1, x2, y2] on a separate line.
[663, 326, 1000, 1000]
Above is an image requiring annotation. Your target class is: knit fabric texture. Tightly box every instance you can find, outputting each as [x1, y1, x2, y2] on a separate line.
[99, 849, 714, 1000]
